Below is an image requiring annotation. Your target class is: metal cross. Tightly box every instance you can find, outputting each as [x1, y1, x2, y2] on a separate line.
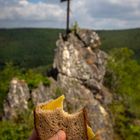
[60, 0, 71, 35]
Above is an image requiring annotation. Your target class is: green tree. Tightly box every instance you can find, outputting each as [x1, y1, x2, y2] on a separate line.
[22, 69, 51, 90]
[105, 48, 140, 140]
[0, 110, 33, 140]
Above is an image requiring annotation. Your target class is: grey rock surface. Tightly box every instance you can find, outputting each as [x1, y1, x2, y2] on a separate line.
[3, 78, 30, 119]
[53, 30, 113, 140]
[3, 78, 58, 119]
[31, 78, 58, 105]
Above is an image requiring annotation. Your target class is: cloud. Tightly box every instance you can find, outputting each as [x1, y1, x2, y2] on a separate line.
[0, 0, 139, 29]
[86, 0, 140, 19]
[0, 1, 65, 20]
[71, 0, 140, 29]
[19, 0, 29, 5]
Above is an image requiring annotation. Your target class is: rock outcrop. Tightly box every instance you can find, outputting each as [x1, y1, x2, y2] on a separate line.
[53, 30, 113, 140]
[3, 78, 57, 119]
[3, 29, 113, 140]
[31, 78, 58, 105]
[3, 78, 30, 120]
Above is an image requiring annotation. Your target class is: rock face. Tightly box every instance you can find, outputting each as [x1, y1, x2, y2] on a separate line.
[3, 78, 57, 119]
[3, 78, 30, 120]
[53, 30, 113, 140]
[31, 78, 58, 105]
[3, 29, 113, 140]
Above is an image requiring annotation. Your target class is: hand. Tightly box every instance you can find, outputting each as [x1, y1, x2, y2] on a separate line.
[29, 129, 66, 140]
[48, 130, 66, 140]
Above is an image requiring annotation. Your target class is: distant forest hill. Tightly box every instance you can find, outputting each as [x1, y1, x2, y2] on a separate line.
[0, 28, 140, 68]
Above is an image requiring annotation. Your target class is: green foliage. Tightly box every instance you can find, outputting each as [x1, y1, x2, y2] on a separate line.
[98, 28, 140, 62]
[0, 28, 140, 69]
[110, 101, 140, 140]
[105, 48, 140, 115]
[105, 47, 140, 140]
[0, 110, 33, 140]
[71, 21, 80, 33]
[0, 28, 64, 68]
[21, 69, 51, 90]
[105, 48, 137, 94]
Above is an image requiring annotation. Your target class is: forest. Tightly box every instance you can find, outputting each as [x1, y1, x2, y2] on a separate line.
[0, 28, 140, 140]
[0, 28, 140, 69]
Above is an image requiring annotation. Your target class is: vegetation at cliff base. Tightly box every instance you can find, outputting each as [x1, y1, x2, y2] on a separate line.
[0, 110, 33, 140]
[104, 47, 140, 140]
[0, 62, 50, 117]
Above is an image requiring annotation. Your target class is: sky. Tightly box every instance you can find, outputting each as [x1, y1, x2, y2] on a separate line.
[0, 0, 140, 29]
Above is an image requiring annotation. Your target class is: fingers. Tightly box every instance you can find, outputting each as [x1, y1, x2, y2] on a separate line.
[48, 130, 66, 140]
[29, 129, 39, 140]
[57, 130, 66, 140]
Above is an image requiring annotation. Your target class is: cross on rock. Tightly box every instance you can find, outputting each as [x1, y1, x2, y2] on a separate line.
[60, 0, 71, 35]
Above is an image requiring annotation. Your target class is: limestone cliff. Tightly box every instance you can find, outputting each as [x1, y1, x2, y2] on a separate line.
[53, 30, 113, 140]
[3, 78, 30, 119]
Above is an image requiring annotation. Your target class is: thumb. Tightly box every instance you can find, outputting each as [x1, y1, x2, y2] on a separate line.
[48, 130, 66, 140]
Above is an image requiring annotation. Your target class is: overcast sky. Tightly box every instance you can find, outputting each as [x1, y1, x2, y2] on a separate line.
[0, 0, 140, 29]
